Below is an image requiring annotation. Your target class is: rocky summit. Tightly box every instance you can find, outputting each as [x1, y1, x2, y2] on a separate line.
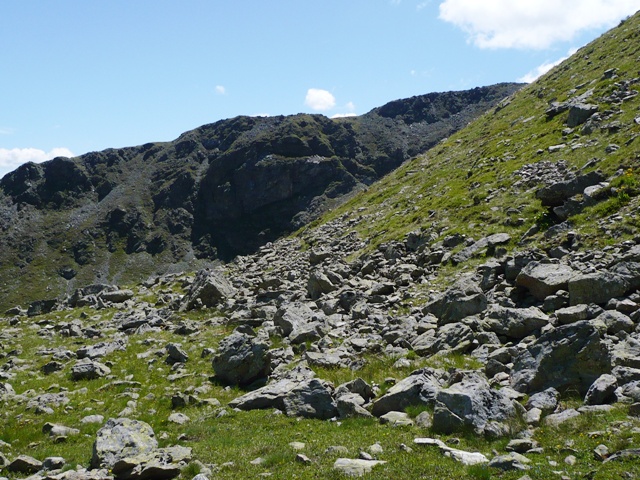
[1, 10, 640, 480]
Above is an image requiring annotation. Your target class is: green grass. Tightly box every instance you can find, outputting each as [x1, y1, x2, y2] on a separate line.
[2, 303, 640, 479]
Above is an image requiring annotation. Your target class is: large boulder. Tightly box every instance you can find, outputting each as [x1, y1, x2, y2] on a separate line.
[568, 271, 630, 306]
[71, 359, 112, 381]
[515, 262, 576, 300]
[611, 335, 640, 369]
[179, 268, 235, 311]
[609, 261, 640, 290]
[511, 321, 612, 395]
[536, 170, 605, 207]
[229, 373, 337, 420]
[0, 382, 15, 398]
[411, 322, 474, 357]
[6, 455, 43, 474]
[77, 339, 128, 360]
[111, 445, 192, 480]
[211, 331, 271, 386]
[99, 289, 135, 304]
[566, 103, 599, 127]
[432, 373, 519, 437]
[273, 302, 316, 337]
[482, 305, 550, 340]
[91, 418, 158, 470]
[423, 275, 487, 325]
[307, 269, 337, 300]
[371, 369, 441, 416]
[450, 233, 511, 265]
[584, 374, 618, 405]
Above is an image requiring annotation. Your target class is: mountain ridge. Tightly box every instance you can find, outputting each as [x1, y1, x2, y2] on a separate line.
[0, 83, 522, 310]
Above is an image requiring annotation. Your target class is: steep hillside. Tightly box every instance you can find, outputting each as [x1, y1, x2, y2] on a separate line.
[305, 13, 640, 273]
[0, 84, 520, 310]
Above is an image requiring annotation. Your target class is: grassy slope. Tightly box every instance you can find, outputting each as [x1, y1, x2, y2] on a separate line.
[299, 12, 640, 275]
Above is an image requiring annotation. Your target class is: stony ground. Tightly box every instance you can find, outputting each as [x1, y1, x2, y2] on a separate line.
[2, 160, 640, 478]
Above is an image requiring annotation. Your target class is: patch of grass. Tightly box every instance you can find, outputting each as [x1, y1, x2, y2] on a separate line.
[423, 352, 484, 371]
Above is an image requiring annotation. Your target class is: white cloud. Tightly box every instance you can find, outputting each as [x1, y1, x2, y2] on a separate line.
[518, 48, 578, 83]
[0, 147, 74, 177]
[330, 101, 357, 118]
[304, 88, 336, 111]
[215, 85, 226, 95]
[439, 0, 639, 49]
[0, 127, 15, 135]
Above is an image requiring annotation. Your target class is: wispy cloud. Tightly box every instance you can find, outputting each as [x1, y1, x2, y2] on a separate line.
[304, 88, 336, 111]
[215, 85, 226, 95]
[0, 147, 74, 178]
[0, 127, 15, 135]
[439, 0, 638, 49]
[518, 48, 578, 83]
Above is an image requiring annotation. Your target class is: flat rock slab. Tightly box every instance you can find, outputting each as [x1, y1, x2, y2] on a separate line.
[516, 262, 575, 300]
[6, 454, 43, 474]
[488, 452, 531, 471]
[442, 447, 489, 466]
[333, 458, 387, 477]
[544, 408, 581, 427]
[413, 437, 488, 466]
[44, 469, 115, 480]
[379, 411, 414, 427]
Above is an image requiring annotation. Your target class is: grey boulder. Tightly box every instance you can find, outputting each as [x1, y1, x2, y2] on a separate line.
[432, 372, 518, 437]
[423, 275, 487, 324]
[515, 262, 575, 301]
[511, 321, 612, 395]
[229, 368, 337, 420]
[483, 305, 549, 340]
[411, 322, 474, 356]
[179, 268, 235, 311]
[71, 359, 111, 381]
[211, 331, 271, 386]
[584, 374, 618, 405]
[568, 271, 629, 306]
[91, 418, 158, 470]
[371, 369, 441, 416]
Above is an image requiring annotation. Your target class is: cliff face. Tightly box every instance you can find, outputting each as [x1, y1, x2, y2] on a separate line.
[0, 83, 521, 307]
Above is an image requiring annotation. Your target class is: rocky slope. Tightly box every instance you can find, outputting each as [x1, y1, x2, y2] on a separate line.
[1, 10, 640, 480]
[0, 83, 520, 311]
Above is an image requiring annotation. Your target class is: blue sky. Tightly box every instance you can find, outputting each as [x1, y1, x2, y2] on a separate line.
[1, 0, 638, 178]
